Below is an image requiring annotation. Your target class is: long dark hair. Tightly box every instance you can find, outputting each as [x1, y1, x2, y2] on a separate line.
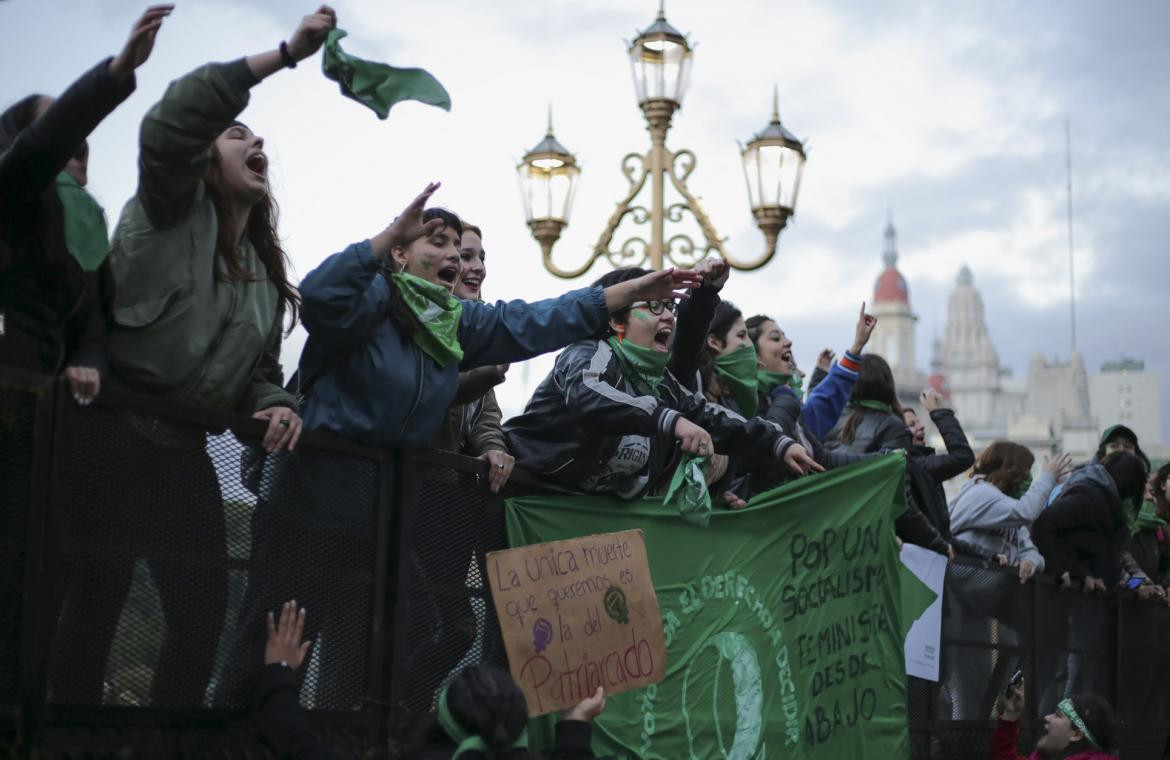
[970, 441, 1035, 494]
[0, 94, 78, 289]
[1101, 451, 1149, 507]
[383, 207, 464, 336]
[840, 354, 903, 445]
[204, 141, 300, 333]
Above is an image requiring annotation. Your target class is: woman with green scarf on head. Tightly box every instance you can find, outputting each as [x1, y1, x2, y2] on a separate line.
[504, 267, 820, 503]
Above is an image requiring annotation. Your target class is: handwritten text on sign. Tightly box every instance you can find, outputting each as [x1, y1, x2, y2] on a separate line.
[486, 529, 666, 716]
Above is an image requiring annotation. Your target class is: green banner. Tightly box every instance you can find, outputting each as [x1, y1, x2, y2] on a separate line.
[506, 453, 911, 760]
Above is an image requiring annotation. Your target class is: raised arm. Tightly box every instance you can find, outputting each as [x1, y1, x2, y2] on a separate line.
[668, 258, 727, 389]
[299, 241, 392, 352]
[920, 406, 975, 481]
[0, 6, 170, 217]
[137, 6, 335, 228]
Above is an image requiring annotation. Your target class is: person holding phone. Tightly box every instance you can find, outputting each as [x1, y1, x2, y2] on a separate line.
[992, 677, 1117, 759]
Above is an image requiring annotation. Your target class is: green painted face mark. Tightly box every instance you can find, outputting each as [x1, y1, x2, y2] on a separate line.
[604, 585, 630, 624]
[630, 309, 656, 322]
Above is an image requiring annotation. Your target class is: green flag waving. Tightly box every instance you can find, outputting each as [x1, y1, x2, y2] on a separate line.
[322, 28, 452, 119]
[506, 454, 911, 759]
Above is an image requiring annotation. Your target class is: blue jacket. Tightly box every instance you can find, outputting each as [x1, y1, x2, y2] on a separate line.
[297, 241, 608, 447]
[765, 350, 861, 440]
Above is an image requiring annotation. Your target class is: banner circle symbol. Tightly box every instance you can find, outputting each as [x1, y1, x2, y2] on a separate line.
[681, 631, 764, 759]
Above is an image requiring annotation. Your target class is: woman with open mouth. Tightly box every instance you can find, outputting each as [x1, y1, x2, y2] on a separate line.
[430, 221, 516, 495]
[993, 677, 1117, 759]
[503, 266, 821, 502]
[50, 5, 338, 707]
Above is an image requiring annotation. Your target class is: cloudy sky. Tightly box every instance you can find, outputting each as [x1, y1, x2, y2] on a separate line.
[3, 0, 1167, 440]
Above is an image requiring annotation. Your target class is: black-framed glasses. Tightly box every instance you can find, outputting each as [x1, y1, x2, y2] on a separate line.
[630, 299, 677, 315]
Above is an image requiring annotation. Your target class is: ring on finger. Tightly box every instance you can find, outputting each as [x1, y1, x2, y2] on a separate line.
[279, 419, 291, 428]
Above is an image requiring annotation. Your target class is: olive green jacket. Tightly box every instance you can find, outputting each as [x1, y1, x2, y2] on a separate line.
[106, 59, 295, 413]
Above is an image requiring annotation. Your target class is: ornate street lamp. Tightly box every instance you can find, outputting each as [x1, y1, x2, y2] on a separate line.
[737, 87, 807, 270]
[520, 3, 806, 278]
[516, 108, 580, 276]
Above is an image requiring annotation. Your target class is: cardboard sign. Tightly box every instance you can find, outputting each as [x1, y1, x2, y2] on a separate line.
[486, 529, 667, 716]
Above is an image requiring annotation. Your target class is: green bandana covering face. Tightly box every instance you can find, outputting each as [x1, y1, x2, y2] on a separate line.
[55, 171, 109, 271]
[322, 28, 452, 119]
[713, 342, 758, 416]
[1057, 697, 1100, 749]
[1136, 499, 1168, 533]
[438, 685, 528, 758]
[855, 399, 894, 415]
[606, 336, 669, 397]
[1007, 476, 1033, 500]
[390, 272, 464, 367]
[663, 453, 712, 527]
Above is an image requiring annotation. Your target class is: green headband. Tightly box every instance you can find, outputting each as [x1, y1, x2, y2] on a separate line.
[437, 685, 529, 758]
[1057, 697, 1099, 749]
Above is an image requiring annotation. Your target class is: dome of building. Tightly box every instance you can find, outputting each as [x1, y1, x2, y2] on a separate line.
[875, 268, 910, 303]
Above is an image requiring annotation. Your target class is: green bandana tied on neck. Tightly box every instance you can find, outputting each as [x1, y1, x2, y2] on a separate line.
[1136, 499, 1168, 533]
[757, 368, 788, 396]
[437, 685, 528, 758]
[1007, 476, 1033, 500]
[390, 272, 464, 368]
[854, 399, 894, 415]
[55, 172, 108, 271]
[664, 453, 712, 527]
[606, 336, 669, 397]
[1057, 697, 1100, 749]
[322, 28, 451, 119]
[714, 343, 759, 417]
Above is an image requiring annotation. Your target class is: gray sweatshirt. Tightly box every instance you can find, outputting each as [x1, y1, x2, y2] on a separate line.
[948, 471, 1058, 570]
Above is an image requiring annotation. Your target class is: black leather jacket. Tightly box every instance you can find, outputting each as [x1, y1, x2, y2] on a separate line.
[504, 339, 795, 500]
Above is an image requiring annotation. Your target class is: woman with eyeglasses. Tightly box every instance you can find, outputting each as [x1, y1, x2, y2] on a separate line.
[504, 267, 820, 501]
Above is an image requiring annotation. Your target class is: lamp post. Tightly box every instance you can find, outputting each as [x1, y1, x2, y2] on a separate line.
[737, 86, 807, 271]
[518, 3, 807, 278]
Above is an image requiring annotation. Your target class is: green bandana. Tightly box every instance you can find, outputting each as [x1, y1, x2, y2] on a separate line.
[787, 372, 805, 401]
[854, 399, 894, 415]
[756, 368, 805, 402]
[756, 368, 789, 396]
[390, 272, 464, 368]
[322, 28, 452, 120]
[55, 171, 108, 271]
[438, 684, 528, 758]
[713, 343, 758, 417]
[1136, 499, 1168, 533]
[606, 336, 669, 397]
[1007, 476, 1033, 500]
[663, 453, 712, 527]
[1057, 697, 1100, 749]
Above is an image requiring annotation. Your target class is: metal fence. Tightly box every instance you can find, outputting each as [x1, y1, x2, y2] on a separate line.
[2, 367, 1169, 758]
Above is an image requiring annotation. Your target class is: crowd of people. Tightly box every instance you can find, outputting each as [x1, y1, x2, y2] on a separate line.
[0, 3, 1164, 757]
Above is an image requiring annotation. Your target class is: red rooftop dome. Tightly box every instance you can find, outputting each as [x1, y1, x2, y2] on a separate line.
[874, 267, 909, 303]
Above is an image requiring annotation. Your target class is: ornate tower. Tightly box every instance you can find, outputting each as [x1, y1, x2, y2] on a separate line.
[869, 217, 920, 395]
[940, 265, 1003, 429]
